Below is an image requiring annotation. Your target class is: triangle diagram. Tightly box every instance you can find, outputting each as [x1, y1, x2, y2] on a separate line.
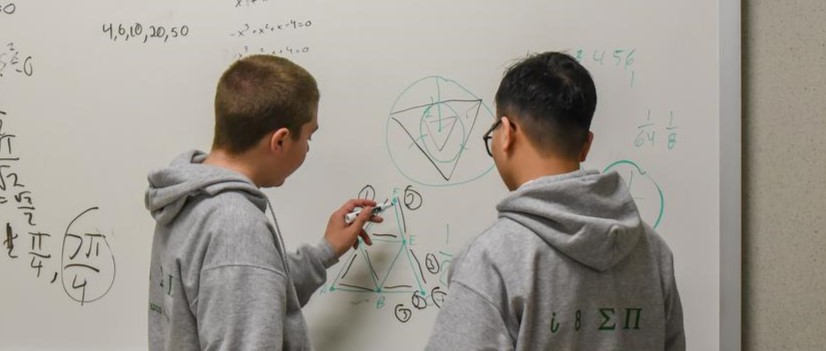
[329, 197, 425, 294]
[424, 113, 459, 152]
[378, 245, 426, 294]
[330, 249, 379, 292]
[390, 99, 483, 181]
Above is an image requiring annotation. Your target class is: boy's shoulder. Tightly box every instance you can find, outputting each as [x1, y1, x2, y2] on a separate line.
[638, 222, 677, 268]
[180, 191, 281, 268]
[191, 190, 269, 227]
[462, 217, 542, 259]
[450, 218, 543, 279]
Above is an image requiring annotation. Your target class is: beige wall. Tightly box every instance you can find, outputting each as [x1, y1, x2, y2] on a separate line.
[743, 0, 826, 350]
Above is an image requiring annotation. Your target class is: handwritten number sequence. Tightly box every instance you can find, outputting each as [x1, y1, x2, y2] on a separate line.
[102, 23, 190, 44]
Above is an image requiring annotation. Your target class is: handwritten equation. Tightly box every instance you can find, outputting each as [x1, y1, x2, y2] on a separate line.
[94, 4, 316, 59]
[231, 45, 311, 60]
[228, 18, 315, 59]
[0, 109, 116, 305]
[234, 0, 269, 8]
[226, 0, 316, 59]
[230, 19, 313, 37]
[0, 42, 34, 79]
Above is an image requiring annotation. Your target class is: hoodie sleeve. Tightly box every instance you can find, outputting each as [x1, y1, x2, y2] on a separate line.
[665, 277, 686, 351]
[426, 280, 514, 351]
[286, 239, 338, 306]
[662, 248, 686, 351]
[196, 265, 289, 351]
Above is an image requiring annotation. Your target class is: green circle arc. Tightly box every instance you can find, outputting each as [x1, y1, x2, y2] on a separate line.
[603, 159, 665, 229]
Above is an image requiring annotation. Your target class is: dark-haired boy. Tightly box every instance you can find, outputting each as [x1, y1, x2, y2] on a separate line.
[146, 55, 380, 350]
[426, 52, 685, 350]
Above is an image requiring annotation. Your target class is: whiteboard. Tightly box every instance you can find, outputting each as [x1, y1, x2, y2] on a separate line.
[0, 1, 740, 350]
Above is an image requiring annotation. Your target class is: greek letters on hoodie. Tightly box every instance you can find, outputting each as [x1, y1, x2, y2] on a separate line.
[427, 170, 685, 351]
[145, 150, 337, 351]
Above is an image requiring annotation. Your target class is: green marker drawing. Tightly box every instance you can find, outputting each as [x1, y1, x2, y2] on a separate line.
[604, 160, 665, 229]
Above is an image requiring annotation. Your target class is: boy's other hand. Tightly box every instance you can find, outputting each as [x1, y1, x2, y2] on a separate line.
[324, 199, 383, 257]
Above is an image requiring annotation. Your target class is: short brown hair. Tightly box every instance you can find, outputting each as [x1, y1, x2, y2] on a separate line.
[213, 55, 319, 154]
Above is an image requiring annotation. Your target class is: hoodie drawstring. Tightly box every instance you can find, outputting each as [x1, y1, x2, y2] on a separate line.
[265, 198, 291, 278]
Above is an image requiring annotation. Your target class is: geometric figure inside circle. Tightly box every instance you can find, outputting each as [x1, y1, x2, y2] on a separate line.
[386, 76, 495, 186]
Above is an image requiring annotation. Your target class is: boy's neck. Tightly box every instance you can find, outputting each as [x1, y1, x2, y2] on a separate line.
[511, 152, 581, 189]
[203, 149, 263, 187]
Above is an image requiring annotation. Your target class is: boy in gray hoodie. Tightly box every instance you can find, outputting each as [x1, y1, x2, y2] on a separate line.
[426, 52, 686, 350]
[145, 55, 380, 350]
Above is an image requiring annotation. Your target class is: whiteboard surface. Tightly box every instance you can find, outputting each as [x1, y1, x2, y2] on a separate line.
[0, 1, 739, 350]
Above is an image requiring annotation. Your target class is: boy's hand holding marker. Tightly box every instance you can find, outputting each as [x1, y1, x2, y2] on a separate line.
[324, 198, 390, 257]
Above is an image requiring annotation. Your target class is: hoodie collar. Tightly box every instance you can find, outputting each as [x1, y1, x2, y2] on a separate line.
[497, 170, 644, 272]
[144, 150, 268, 225]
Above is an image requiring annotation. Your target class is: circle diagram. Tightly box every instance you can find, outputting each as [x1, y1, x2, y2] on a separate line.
[386, 76, 496, 187]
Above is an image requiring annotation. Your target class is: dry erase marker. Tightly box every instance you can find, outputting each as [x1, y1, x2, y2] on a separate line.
[345, 199, 393, 224]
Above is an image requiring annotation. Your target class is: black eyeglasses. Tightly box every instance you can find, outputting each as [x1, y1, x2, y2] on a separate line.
[482, 119, 503, 157]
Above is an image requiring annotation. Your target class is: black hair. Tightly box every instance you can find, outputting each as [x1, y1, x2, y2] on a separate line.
[494, 51, 597, 158]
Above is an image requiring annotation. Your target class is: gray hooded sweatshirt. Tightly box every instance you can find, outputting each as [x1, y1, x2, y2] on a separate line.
[427, 170, 685, 350]
[146, 150, 337, 351]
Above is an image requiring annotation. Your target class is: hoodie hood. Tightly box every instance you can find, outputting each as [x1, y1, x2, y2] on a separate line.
[496, 169, 644, 272]
[145, 150, 268, 225]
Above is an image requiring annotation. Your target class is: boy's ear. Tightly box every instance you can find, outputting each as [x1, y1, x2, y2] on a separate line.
[269, 127, 291, 152]
[579, 131, 594, 162]
[500, 116, 516, 153]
